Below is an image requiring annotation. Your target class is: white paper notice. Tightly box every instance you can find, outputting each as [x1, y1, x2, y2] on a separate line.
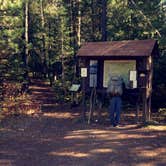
[133, 80, 137, 88]
[81, 68, 87, 77]
[129, 70, 137, 81]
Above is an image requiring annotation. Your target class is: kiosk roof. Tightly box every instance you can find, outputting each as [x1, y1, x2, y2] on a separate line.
[77, 39, 158, 57]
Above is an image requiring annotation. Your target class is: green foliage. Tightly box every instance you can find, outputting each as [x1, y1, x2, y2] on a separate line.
[153, 54, 166, 108]
[0, 0, 165, 106]
[0, 0, 24, 54]
[0, 0, 26, 111]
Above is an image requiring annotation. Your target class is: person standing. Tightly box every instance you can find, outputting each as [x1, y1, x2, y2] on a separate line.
[107, 75, 123, 127]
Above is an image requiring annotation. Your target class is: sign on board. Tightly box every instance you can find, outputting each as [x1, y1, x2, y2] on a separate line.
[81, 68, 87, 77]
[69, 84, 80, 92]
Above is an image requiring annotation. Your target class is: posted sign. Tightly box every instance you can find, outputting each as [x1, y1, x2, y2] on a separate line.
[129, 70, 137, 81]
[81, 68, 87, 77]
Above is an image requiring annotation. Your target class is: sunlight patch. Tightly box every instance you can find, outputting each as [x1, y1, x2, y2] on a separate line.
[71, 129, 114, 135]
[48, 151, 90, 158]
[64, 135, 88, 139]
[90, 148, 113, 154]
[146, 125, 166, 131]
[136, 148, 166, 158]
[135, 162, 156, 166]
[43, 112, 78, 119]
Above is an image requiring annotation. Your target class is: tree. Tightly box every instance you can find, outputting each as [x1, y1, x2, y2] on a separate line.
[101, 0, 107, 41]
[0, 0, 25, 81]
[0, 0, 26, 110]
[24, 0, 29, 67]
[0, 0, 165, 105]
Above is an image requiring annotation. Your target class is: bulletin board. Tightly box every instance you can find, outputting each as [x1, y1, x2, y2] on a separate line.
[103, 60, 136, 88]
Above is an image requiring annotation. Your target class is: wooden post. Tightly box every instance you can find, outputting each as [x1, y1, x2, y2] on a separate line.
[142, 88, 148, 123]
[71, 92, 74, 105]
[88, 87, 96, 124]
[136, 104, 139, 123]
[148, 55, 153, 121]
[142, 55, 153, 123]
[147, 97, 151, 121]
[146, 55, 153, 121]
[136, 100, 140, 123]
[80, 59, 88, 121]
[82, 77, 86, 121]
[136, 88, 142, 123]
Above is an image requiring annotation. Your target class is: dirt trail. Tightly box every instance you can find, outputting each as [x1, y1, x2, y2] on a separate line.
[0, 80, 166, 166]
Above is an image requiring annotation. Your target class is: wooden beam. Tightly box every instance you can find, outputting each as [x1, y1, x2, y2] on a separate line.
[147, 56, 153, 121]
[142, 55, 153, 123]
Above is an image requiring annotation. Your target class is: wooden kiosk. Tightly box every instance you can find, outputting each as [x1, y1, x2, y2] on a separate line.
[77, 39, 159, 123]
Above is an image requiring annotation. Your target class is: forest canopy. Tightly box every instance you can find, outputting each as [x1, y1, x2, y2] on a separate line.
[0, 0, 166, 108]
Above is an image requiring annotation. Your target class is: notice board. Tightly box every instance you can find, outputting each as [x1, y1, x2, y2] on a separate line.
[103, 60, 136, 88]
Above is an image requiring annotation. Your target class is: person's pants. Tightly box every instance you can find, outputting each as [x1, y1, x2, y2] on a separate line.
[109, 96, 122, 126]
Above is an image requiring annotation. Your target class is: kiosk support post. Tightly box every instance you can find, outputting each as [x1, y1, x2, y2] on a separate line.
[82, 77, 86, 121]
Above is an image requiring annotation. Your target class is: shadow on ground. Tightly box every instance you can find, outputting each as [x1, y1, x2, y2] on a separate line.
[0, 104, 166, 166]
[0, 79, 166, 166]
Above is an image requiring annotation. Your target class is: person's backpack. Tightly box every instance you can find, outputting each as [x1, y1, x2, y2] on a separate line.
[107, 76, 123, 96]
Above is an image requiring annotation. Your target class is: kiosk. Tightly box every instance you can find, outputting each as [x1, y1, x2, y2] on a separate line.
[77, 39, 159, 123]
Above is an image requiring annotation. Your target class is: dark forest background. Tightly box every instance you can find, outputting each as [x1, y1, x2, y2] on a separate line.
[0, 0, 166, 112]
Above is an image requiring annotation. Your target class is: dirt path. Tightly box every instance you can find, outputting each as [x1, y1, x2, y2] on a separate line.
[0, 80, 166, 166]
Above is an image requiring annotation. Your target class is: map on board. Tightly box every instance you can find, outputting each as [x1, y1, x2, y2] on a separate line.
[103, 60, 136, 88]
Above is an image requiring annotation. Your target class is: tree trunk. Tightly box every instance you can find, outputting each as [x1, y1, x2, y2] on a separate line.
[69, 0, 74, 47]
[75, 0, 81, 77]
[61, 18, 65, 84]
[70, 0, 81, 78]
[91, 0, 95, 41]
[101, 0, 107, 41]
[48, 21, 52, 86]
[77, 0, 81, 48]
[71, 0, 77, 53]
[70, 0, 77, 77]
[24, 0, 29, 67]
[40, 0, 47, 78]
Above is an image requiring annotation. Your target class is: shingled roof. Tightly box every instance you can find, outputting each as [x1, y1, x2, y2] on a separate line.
[77, 39, 158, 57]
